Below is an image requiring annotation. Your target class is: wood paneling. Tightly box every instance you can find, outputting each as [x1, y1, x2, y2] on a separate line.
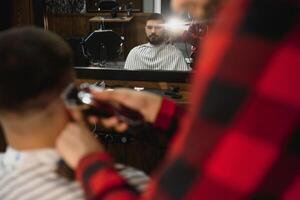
[46, 14, 90, 37]
[0, 126, 6, 152]
[46, 13, 151, 56]
[11, 0, 34, 26]
[125, 13, 149, 55]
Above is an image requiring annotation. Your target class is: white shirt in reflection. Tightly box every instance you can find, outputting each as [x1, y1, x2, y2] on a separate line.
[124, 43, 191, 71]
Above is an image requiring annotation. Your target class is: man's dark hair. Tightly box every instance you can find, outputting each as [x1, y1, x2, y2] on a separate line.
[146, 13, 165, 23]
[0, 27, 73, 113]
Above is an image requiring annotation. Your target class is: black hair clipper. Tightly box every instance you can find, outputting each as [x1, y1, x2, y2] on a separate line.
[61, 83, 145, 127]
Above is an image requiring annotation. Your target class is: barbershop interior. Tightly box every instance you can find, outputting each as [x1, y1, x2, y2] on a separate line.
[0, 0, 299, 199]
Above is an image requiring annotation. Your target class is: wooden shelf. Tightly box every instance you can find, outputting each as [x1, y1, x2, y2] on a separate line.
[89, 16, 134, 23]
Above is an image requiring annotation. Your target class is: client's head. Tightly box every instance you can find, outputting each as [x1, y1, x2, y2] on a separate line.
[0, 27, 74, 149]
[145, 13, 166, 45]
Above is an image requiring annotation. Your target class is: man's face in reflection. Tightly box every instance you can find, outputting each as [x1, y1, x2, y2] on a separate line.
[145, 20, 166, 45]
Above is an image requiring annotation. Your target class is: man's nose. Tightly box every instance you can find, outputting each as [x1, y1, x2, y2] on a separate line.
[151, 28, 156, 33]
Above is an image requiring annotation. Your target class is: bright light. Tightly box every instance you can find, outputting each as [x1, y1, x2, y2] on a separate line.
[165, 17, 189, 33]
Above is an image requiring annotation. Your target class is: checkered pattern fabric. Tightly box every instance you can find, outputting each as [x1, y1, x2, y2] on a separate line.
[76, 0, 300, 199]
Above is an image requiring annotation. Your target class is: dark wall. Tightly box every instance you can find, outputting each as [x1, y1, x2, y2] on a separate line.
[161, 0, 171, 16]
[0, 0, 10, 151]
[0, 126, 6, 152]
[118, 0, 143, 11]
[33, 0, 46, 27]
[0, 0, 12, 30]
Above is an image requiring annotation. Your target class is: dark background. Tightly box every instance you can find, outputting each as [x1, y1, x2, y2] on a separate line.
[0, 0, 12, 30]
[161, 0, 171, 16]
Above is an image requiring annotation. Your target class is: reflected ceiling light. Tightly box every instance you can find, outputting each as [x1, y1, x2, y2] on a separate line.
[165, 17, 190, 34]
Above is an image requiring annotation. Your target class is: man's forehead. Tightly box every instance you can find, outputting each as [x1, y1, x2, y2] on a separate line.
[146, 20, 164, 25]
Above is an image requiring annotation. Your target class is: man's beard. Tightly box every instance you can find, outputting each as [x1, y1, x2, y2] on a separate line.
[147, 34, 165, 45]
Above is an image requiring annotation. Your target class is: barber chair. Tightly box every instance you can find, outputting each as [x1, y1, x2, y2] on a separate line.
[66, 37, 89, 66]
[81, 30, 124, 66]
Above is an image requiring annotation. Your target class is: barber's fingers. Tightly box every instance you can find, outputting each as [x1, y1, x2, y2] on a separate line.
[113, 122, 128, 133]
[100, 118, 128, 133]
[91, 89, 135, 108]
[88, 116, 128, 133]
[101, 117, 119, 128]
[90, 88, 162, 123]
[90, 89, 120, 101]
[67, 108, 87, 128]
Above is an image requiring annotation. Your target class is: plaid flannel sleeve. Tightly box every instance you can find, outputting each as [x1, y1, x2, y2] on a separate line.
[76, 152, 139, 200]
[153, 97, 186, 139]
[76, 0, 300, 199]
[145, 0, 300, 199]
[75, 98, 182, 200]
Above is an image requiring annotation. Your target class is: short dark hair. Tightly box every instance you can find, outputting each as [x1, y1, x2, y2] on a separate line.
[0, 27, 73, 113]
[146, 13, 165, 23]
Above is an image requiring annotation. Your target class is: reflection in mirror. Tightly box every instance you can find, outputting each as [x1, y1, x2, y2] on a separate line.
[43, 0, 211, 72]
[123, 13, 192, 71]
[80, 13, 204, 71]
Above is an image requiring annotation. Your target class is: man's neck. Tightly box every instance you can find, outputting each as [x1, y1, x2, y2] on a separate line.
[148, 42, 165, 47]
[0, 100, 68, 151]
[3, 125, 57, 150]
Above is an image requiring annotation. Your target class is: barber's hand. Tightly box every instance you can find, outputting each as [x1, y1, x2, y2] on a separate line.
[89, 89, 163, 132]
[56, 109, 104, 169]
[171, 0, 208, 18]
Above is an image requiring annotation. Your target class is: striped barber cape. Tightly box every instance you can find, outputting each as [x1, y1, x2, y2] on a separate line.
[124, 43, 191, 71]
[0, 147, 149, 200]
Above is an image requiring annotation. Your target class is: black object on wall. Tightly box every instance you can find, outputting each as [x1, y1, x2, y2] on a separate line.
[0, 0, 12, 30]
[32, 0, 46, 27]
[87, 0, 102, 12]
[87, 0, 119, 12]
[100, 0, 118, 10]
[161, 0, 171, 16]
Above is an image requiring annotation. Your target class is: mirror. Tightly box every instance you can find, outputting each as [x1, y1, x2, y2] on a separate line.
[43, 0, 206, 72]
[74, 67, 191, 82]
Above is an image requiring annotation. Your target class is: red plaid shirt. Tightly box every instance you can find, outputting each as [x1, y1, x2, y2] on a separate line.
[76, 0, 300, 199]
